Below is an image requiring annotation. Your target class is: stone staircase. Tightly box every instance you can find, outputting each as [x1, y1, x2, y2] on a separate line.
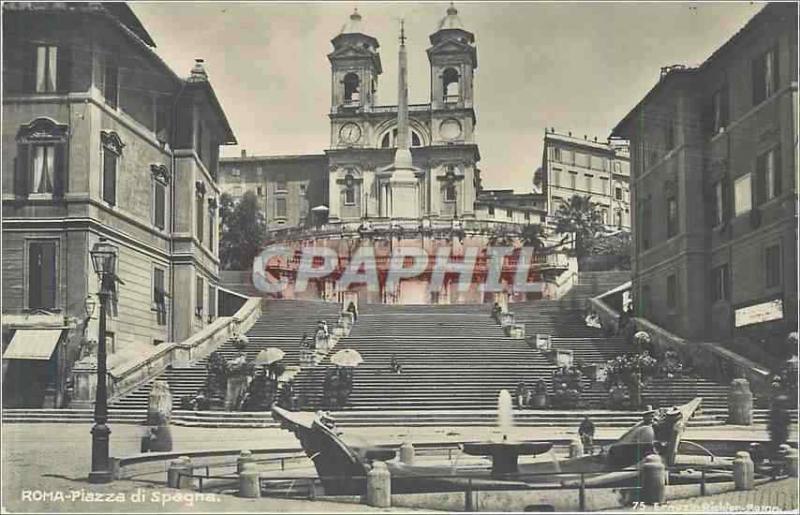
[292, 303, 557, 410]
[109, 300, 342, 410]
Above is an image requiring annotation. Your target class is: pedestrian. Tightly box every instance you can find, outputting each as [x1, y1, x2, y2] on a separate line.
[579, 415, 595, 453]
[390, 355, 403, 374]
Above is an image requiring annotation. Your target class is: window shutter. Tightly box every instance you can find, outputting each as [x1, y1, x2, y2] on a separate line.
[754, 155, 766, 205]
[15, 144, 30, 197]
[41, 242, 57, 309]
[56, 45, 72, 93]
[53, 142, 67, 197]
[773, 147, 782, 196]
[23, 44, 37, 92]
[751, 56, 761, 105]
[722, 176, 732, 221]
[28, 244, 43, 309]
[103, 151, 116, 205]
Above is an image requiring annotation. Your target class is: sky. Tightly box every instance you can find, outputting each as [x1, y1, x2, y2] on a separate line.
[131, 1, 764, 191]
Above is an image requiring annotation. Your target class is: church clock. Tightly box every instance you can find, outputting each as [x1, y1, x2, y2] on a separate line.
[339, 123, 362, 144]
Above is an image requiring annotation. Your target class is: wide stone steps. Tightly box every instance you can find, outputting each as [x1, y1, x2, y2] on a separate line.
[4, 407, 794, 428]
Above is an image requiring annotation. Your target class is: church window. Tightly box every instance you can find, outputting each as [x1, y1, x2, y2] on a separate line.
[442, 68, 460, 102]
[344, 173, 356, 206]
[343, 72, 360, 104]
[444, 183, 456, 202]
[380, 128, 423, 148]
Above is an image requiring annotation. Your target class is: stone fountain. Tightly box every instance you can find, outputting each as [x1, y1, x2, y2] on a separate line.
[461, 389, 553, 476]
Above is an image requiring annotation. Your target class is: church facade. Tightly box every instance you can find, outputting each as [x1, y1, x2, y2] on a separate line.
[219, 6, 569, 305]
[220, 6, 483, 226]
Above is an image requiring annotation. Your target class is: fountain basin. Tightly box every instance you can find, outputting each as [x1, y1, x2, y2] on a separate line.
[461, 441, 554, 476]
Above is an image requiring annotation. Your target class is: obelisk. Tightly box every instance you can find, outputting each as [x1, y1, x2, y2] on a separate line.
[387, 20, 420, 219]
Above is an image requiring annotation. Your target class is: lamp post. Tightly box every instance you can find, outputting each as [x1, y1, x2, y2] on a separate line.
[88, 239, 118, 484]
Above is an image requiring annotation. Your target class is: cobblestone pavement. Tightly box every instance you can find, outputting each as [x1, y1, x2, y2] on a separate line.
[2, 422, 796, 513]
[614, 478, 799, 512]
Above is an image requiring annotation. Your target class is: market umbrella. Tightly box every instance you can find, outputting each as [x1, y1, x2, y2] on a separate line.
[253, 347, 285, 365]
[330, 348, 364, 368]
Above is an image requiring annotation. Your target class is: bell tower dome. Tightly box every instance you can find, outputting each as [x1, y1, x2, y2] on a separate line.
[328, 9, 382, 113]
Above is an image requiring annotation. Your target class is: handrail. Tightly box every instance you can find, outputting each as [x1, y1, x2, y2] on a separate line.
[104, 297, 262, 402]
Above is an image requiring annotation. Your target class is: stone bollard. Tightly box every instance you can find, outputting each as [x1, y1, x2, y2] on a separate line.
[237, 450, 255, 473]
[238, 461, 261, 498]
[728, 379, 753, 425]
[146, 381, 173, 452]
[366, 461, 391, 508]
[733, 451, 755, 490]
[399, 442, 415, 464]
[569, 438, 584, 458]
[167, 456, 193, 489]
[640, 454, 666, 504]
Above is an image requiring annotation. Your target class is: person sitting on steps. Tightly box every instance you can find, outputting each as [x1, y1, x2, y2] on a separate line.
[390, 355, 403, 374]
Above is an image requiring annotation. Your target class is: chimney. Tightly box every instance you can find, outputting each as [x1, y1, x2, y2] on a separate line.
[241, 149, 247, 158]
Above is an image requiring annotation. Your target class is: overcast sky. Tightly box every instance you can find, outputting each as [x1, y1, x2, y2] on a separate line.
[131, 2, 763, 191]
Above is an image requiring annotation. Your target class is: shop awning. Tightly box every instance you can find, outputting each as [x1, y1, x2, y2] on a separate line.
[2, 329, 63, 360]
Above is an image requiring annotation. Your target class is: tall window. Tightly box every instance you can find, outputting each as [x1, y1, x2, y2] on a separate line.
[553, 169, 561, 187]
[711, 264, 729, 302]
[488, 205, 495, 216]
[711, 87, 729, 134]
[765, 244, 781, 288]
[16, 118, 68, 197]
[151, 165, 169, 230]
[195, 275, 204, 318]
[275, 197, 287, 218]
[153, 181, 166, 229]
[711, 181, 723, 226]
[275, 175, 287, 192]
[584, 174, 593, 192]
[569, 172, 577, 190]
[506, 209, 513, 219]
[756, 147, 781, 204]
[196, 193, 204, 244]
[666, 274, 677, 309]
[36, 46, 58, 93]
[28, 241, 57, 310]
[615, 187, 623, 200]
[734, 173, 752, 216]
[343, 174, 356, 206]
[208, 199, 216, 249]
[615, 210, 623, 228]
[552, 147, 562, 162]
[104, 55, 119, 108]
[444, 183, 456, 202]
[207, 285, 216, 321]
[752, 47, 778, 106]
[31, 144, 56, 194]
[153, 267, 167, 326]
[102, 148, 117, 205]
[666, 196, 678, 238]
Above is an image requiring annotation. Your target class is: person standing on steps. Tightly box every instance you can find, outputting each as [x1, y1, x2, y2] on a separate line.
[579, 415, 596, 454]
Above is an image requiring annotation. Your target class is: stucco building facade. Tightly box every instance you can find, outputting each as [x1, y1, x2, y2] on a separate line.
[1, 3, 235, 407]
[612, 2, 797, 357]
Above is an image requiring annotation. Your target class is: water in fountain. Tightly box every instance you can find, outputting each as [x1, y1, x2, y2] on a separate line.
[497, 389, 514, 439]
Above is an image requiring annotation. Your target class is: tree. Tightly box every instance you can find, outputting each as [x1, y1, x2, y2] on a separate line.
[552, 195, 604, 258]
[219, 192, 267, 270]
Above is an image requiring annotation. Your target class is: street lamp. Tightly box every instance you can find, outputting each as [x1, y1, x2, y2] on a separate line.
[88, 239, 118, 484]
